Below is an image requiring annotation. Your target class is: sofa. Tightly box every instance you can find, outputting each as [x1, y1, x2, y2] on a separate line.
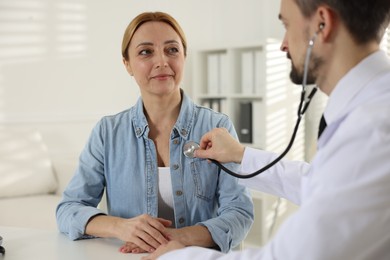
[0, 127, 77, 230]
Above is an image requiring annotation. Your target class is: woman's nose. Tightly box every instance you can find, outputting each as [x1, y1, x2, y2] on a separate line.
[154, 52, 168, 69]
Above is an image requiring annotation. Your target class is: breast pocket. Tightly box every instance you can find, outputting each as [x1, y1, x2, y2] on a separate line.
[190, 158, 219, 202]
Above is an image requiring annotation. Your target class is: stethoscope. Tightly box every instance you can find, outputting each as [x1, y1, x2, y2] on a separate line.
[183, 24, 324, 179]
[0, 236, 4, 254]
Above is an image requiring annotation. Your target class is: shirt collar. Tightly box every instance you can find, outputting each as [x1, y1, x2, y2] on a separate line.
[132, 89, 195, 140]
[324, 50, 390, 124]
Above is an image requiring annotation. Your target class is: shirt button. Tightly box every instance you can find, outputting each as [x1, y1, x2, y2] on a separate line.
[136, 128, 141, 135]
[179, 217, 185, 224]
[173, 139, 179, 145]
[181, 129, 187, 136]
[176, 190, 183, 196]
[172, 164, 179, 170]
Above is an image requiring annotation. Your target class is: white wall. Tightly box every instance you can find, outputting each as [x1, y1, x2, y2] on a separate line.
[0, 0, 284, 160]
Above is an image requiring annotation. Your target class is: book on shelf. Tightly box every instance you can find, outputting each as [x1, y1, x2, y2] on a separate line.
[207, 54, 220, 95]
[219, 53, 228, 93]
[201, 98, 227, 114]
[206, 52, 228, 95]
[252, 100, 265, 147]
[241, 51, 255, 95]
[254, 50, 265, 96]
[238, 102, 252, 143]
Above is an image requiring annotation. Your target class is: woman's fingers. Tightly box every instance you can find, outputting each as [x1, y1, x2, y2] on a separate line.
[120, 214, 170, 252]
[119, 242, 148, 254]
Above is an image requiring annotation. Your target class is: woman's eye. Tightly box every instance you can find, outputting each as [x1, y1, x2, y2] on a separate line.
[167, 47, 179, 54]
[139, 49, 152, 55]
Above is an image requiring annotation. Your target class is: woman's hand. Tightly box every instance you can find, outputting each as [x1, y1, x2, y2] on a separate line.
[141, 240, 185, 260]
[164, 225, 216, 248]
[86, 214, 172, 253]
[119, 242, 147, 254]
[115, 214, 172, 253]
[121, 224, 215, 254]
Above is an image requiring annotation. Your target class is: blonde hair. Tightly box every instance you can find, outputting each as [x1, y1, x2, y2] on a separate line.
[121, 11, 187, 60]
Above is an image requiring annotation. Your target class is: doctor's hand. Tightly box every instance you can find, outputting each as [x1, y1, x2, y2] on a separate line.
[141, 240, 185, 260]
[194, 128, 245, 164]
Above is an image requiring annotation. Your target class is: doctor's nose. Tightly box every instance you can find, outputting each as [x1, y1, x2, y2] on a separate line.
[280, 36, 288, 52]
[280, 42, 288, 52]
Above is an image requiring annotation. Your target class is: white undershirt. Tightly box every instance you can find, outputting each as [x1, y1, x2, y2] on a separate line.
[157, 167, 175, 227]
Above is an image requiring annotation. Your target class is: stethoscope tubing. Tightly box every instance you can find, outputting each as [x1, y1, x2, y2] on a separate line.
[210, 91, 307, 179]
[196, 31, 320, 179]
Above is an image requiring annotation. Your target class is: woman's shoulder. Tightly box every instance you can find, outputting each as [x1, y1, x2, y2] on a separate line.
[195, 104, 230, 121]
[92, 108, 134, 132]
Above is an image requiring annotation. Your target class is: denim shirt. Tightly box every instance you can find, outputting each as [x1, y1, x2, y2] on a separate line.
[56, 91, 254, 252]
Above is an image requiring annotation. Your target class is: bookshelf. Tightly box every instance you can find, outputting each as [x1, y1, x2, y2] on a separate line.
[192, 39, 303, 153]
[192, 39, 304, 248]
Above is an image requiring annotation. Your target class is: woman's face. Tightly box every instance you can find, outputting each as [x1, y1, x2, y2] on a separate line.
[124, 21, 185, 97]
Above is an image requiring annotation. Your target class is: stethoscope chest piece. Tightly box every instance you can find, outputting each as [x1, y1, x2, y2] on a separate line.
[183, 141, 200, 158]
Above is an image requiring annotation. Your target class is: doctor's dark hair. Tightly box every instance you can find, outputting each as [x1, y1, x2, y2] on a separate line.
[295, 0, 390, 44]
[121, 11, 187, 61]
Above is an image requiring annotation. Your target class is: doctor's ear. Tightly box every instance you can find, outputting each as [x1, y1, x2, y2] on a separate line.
[123, 58, 133, 76]
[315, 6, 334, 40]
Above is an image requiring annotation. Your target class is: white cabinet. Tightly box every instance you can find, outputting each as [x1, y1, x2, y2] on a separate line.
[192, 39, 304, 248]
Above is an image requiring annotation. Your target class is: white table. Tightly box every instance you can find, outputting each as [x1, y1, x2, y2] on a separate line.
[0, 226, 147, 260]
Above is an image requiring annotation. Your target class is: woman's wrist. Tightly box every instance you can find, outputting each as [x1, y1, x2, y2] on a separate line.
[168, 226, 215, 248]
[86, 214, 122, 239]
